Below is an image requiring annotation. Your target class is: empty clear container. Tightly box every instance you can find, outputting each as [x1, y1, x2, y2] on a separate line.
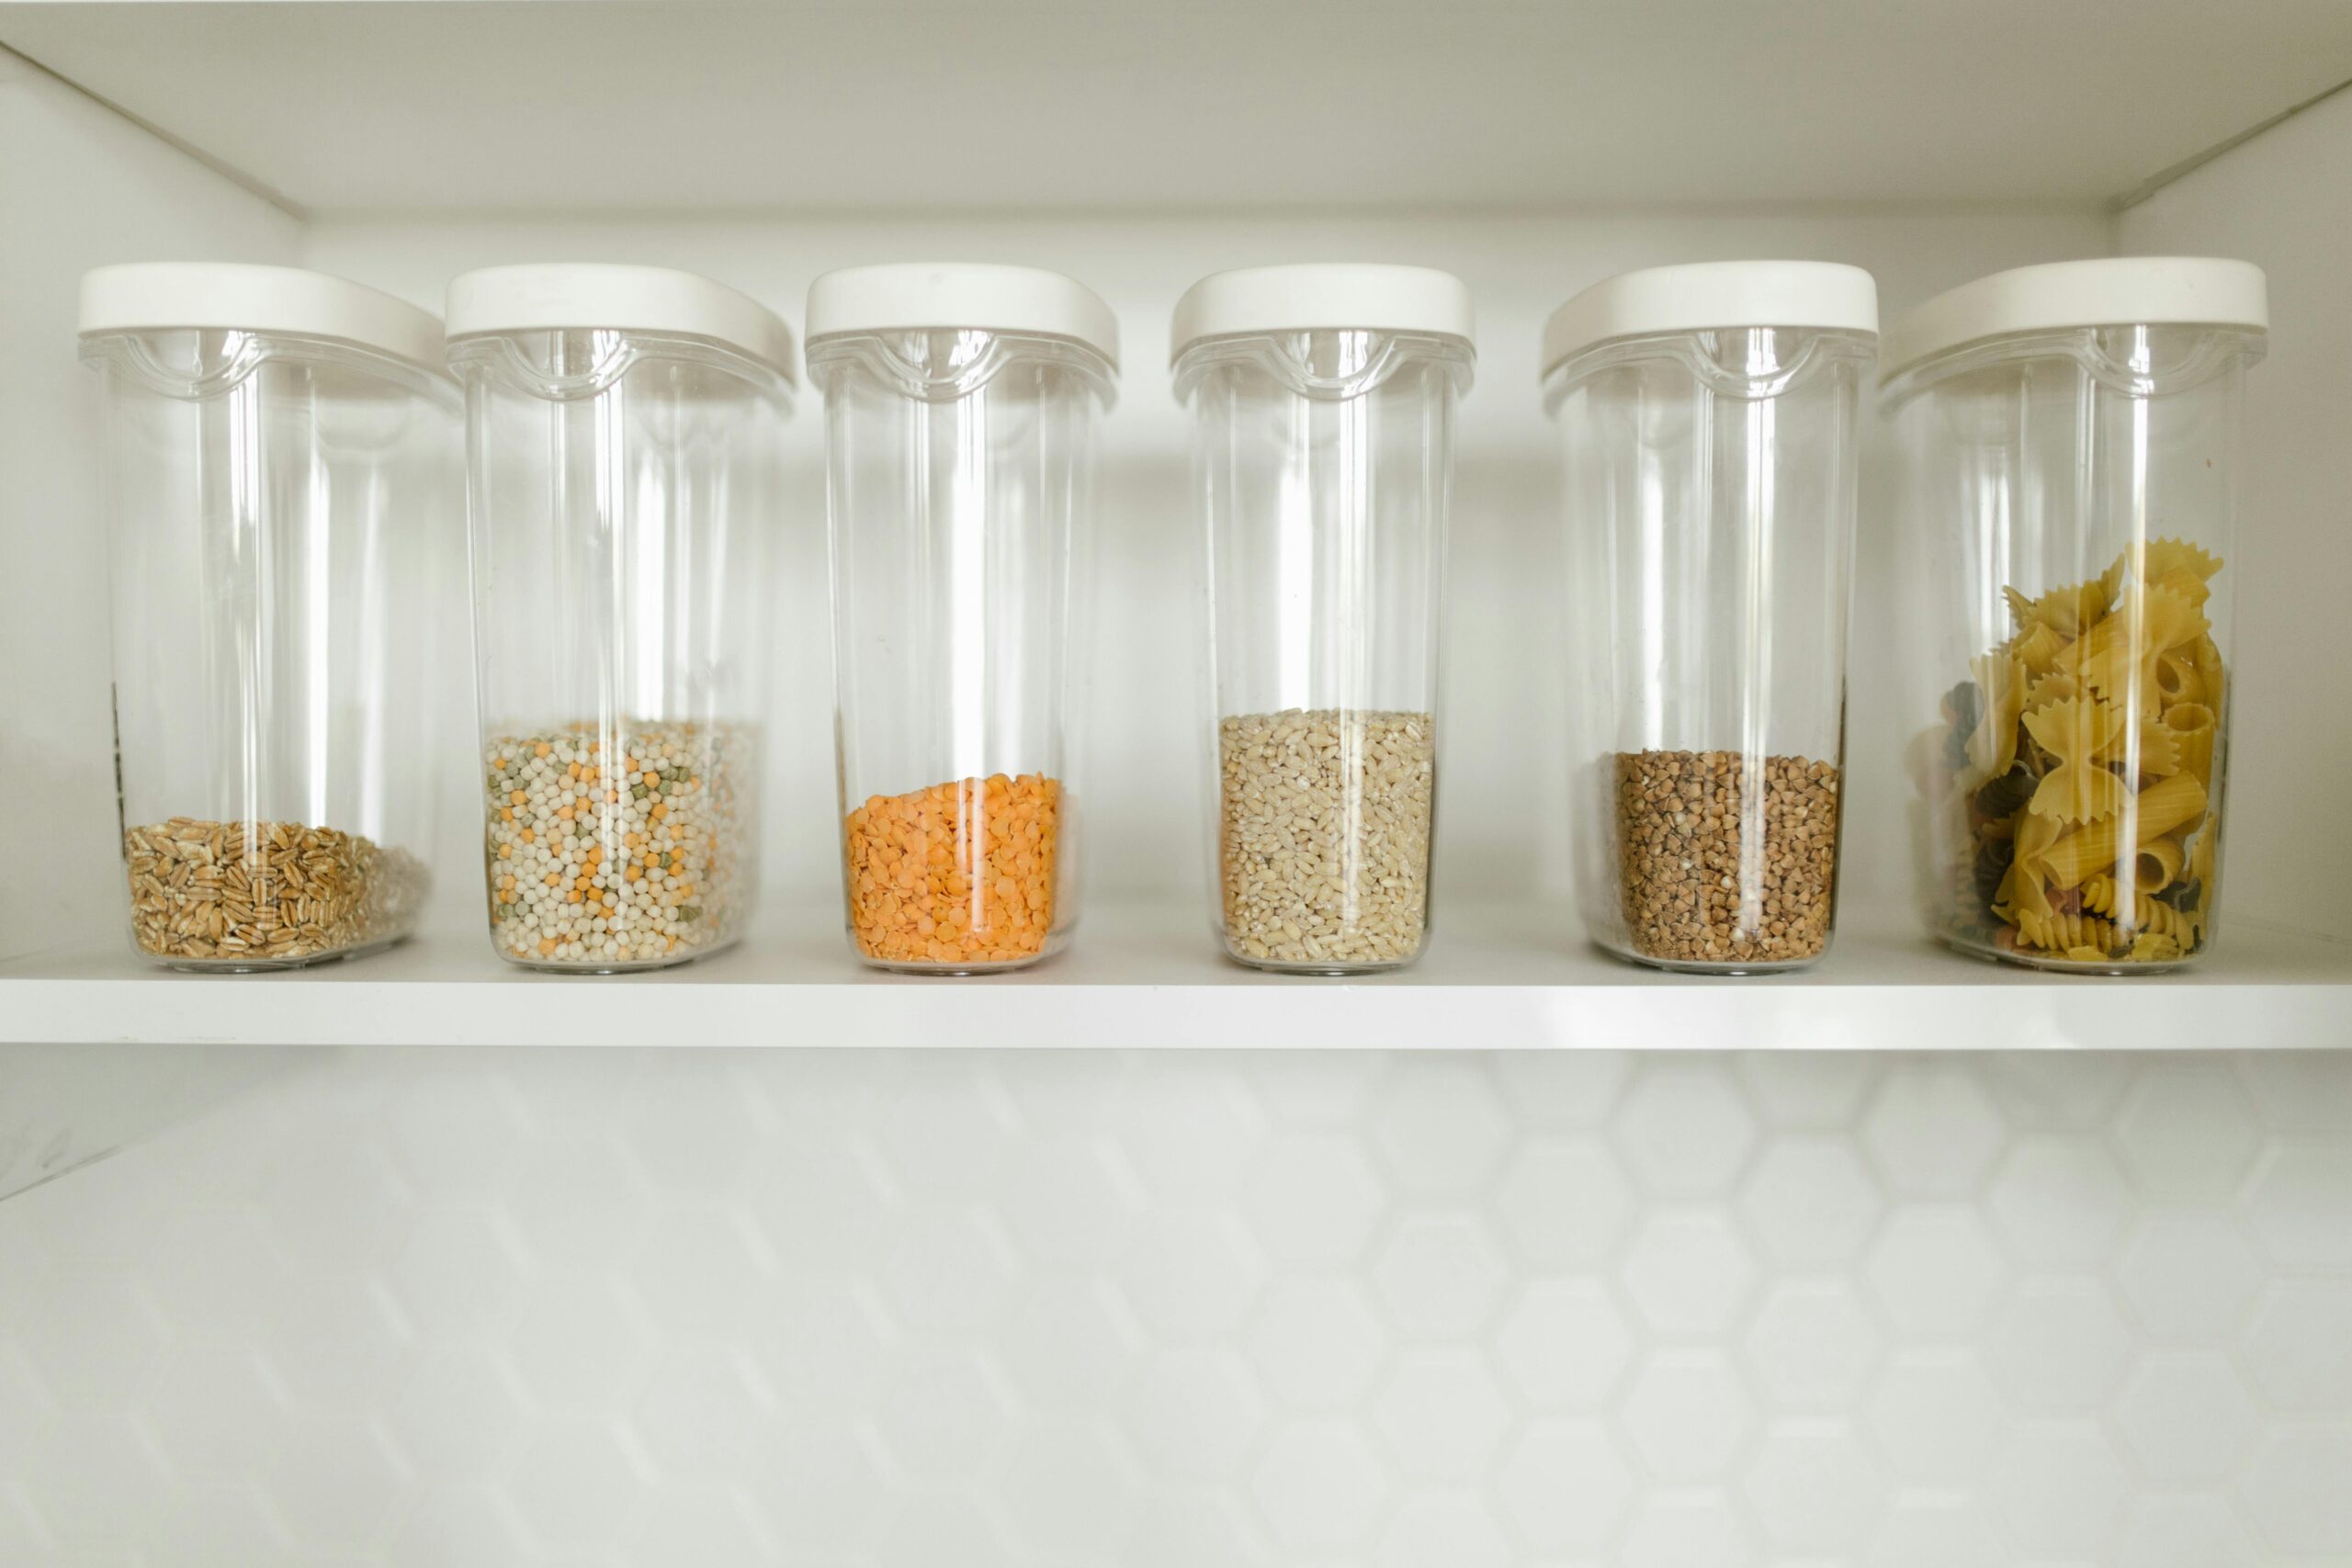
[1173, 264, 1472, 974]
[80, 263, 460, 970]
[1886, 257, 2267, 973]
[447, 264, 795, 972]
[808, 264, 1117, 973]
[1545, 261, 1877, 974]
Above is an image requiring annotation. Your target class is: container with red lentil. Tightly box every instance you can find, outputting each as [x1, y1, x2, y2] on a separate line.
[1544, 262, 1874, 973]
[447, 265, 794, 972]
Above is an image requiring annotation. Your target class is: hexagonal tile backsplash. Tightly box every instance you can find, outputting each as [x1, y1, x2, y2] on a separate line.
[2, 1050, 2349, 1567]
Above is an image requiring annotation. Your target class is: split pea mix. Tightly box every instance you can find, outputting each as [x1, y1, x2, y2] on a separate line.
[483, 721, 750, 968]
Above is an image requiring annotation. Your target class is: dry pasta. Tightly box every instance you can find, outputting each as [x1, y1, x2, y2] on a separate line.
[1929, 536, 2226, 966]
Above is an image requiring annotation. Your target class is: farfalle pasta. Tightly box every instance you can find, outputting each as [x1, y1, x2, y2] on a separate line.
[1928, 536, 2225, 968]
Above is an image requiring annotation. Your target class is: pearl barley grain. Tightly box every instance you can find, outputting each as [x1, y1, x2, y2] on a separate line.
[483, 721, 749, 969]
[1218, 708, 1434, 970]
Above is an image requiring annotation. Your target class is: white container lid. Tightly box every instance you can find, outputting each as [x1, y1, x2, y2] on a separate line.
[79, 262, 448, 376]
[1541, 260, 1879, 379]
[445, 263, 797, 384]
[1882, 256, 2268, 381]
[804, 263, 1119, 372]
[1170, 264, 1476, 363]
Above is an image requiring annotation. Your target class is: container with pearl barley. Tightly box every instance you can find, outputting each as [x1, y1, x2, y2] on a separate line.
[1217, 708, 1435, 973]
[482, 722, 751, 971]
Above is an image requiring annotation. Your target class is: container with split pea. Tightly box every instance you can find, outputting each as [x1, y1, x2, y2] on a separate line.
[1173, 265, 1473, 973]
[81, 264, 461, 970]
[447, 265, 794, 972]
[808, 264, 1117, 972]
[1544, 261, 1876, 973]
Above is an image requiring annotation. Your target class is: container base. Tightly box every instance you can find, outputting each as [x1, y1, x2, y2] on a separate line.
[854, 951, 1056, 976]
[495, 935, 742, 976]
[1219, 944, 1422, 977]
[1935, 931, 2194, 977]
[1598, 941, 1827, 977]
[142, 931, 413, 974]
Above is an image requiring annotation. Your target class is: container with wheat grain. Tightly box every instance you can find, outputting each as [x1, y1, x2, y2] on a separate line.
[81, 264, 460, 969]
[1544, 262, 1876, 973]
[1175, 265, 1473, 973]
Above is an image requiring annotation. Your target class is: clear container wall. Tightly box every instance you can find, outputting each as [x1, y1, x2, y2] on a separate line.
[454, 330, 789, 972]
[1178, 330, 1467, 974]
[815, 330, 1110, 974]
[1891, 325, 2259, 973]
[85, 329, 458, 970]
[1552, 328, 1870, 973]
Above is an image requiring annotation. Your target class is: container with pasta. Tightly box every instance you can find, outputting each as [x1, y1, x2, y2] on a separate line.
[1883, 257, 2267, 973]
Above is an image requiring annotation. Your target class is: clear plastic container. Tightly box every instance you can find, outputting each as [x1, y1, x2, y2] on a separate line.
[1172, 265, 1473, 974]
[808, 264, 1117, 974]
[1544, 261, 1877, 974]
[79, 264, 460, 971]
[1885, 257, 2267, 974]
[447, 265, 795, 972]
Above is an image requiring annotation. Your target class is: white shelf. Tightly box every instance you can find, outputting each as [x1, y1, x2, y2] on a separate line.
[3, 900, 2346, 1049]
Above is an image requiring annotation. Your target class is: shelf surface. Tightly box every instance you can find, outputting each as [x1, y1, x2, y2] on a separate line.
[3, 900, 2346, 1049]
[5, 1, 2352, 212]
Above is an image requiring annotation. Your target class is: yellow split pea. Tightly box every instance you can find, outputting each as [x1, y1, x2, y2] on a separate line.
[844, 773, 1059, 966]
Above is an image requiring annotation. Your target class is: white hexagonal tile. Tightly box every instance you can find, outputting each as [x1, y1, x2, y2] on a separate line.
[870, 1490, 1014, 1568]
[2245, 1145, 2352, 1268]
[1121, 1490, 1266, 1568]
[1370, 1213, 1510, 1339]
[875, 1058, 1020, 1196]
[623, 1485, 774, 1568]
[1371, 1349, 1512, 1483]
[143, 1483, 284, 1568]
[626, 1067, 760, 1192]
[389, 1485, 531, 1568]
[1620, 1213, 1758, 1337]
[1368, 1057, 1512, 1198]
[630, 1348, 772, 1481]
[1617, 1489, 1743, 1568]
[870, 1346, 1013, 1482]
[1495, 1137, 1634, 1268]
[1865, 1497, 2004, 1568]
[1251, 1418, 1389, 1553]
[2113, 1351, 2257, 1481]
[1494, 1051, 1634, 1130]
[134, 1339, 284, 1482]
[19, 1274, 164, 1409]
[1985, 1054, 2132, 1129]
[505, 1277, 655, 1410]
[500, 1136, 649, 1271]
[263, 1415, 404, 1549]
[1495, 1418, 1634, 1553]
[1124, 1348, 1266, 1483]
[391, 1344, 526, 1477]
[2241, 1426, 2352, 1555]
[503, 1417, 644, 1551]
[1736, 1137, 1884, 1267]
[883, 1206, 1022, 1336]
[1983, 1420, 2130, 1559]
[1619, 1352, 1755, 1482]
[1737, 1053, 1882, 1128]
[995, 1135, 1137, 1267]
[1114, 1212, 1268, 1341]
[17, 1411, 170, 1548]
[1746, 1281, 1884, 1407]
[1613, 1061, 1758, 1197]
[1494, 1280, 1634, 1410]
[2234, 1051, 2352, 1134]
[253, 1137, 413, 1270]
[1986, 1139, 2134, 1267]
[393, 1206, 526, 1337]
[997, 1419, 1133, 1561]
[1246, 1277, 1388, 1410]
[750, 1281, 891, 1410]
[1864, 1208, 2007, 1337]
[1866, 1349, 2006, 1484]
[1240, 1134, 1388, 1269]
[2113, 1060, 2264, 1201]
[991, 1050, 1132, 1135]
[2116, 1209, 2266, 1340]
[2115, 1491, 2260, 1568]
[1112, 1060, 1269, 1205]
[1742, 1420, 1883, 1552]
[622, 1206, 774, 1340]
[1375, 1492, 1511, 1568]
[140, 1210, 292, 1339]
[993, 1277, 1144, 1414]
[1861, 1062, 2007, 1198]
[2244, 1279, 2352, 1410]
[0, 1348, 50, 1472]
[258, 1269, 411, 1410]
[745, 1415, 886, 1552]
[24, 1146, 171, 1274]
[743, 1136, 895, 1272]
[1988, 1280, 2132, 1413]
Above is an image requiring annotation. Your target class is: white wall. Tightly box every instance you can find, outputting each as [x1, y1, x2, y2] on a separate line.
[309, 209, 2115, 927]
[0, 51, 300, 962]
[2121, 85, 2352, 942]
